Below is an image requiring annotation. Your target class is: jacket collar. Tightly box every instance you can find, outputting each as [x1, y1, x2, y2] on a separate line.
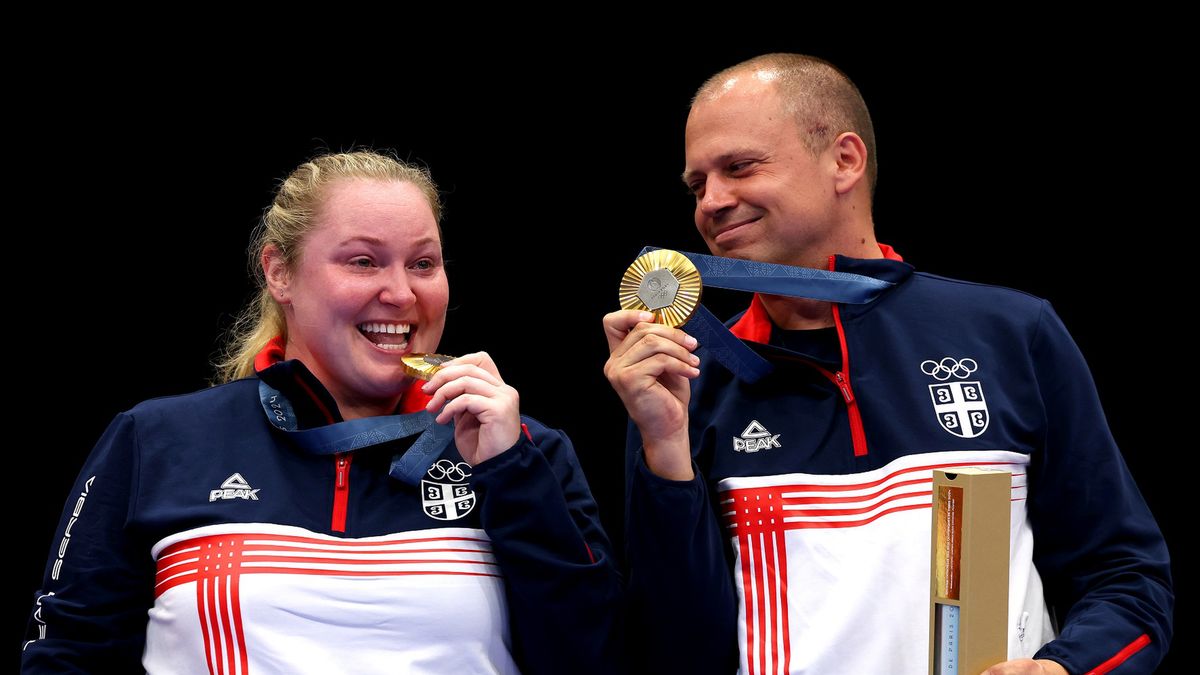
[252, 336, 432, 428]
[729, 244, 912, 345]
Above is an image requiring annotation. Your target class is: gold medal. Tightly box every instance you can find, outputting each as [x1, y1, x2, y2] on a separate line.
[619, 249, 702, 327]
[401, 353, 457, 381]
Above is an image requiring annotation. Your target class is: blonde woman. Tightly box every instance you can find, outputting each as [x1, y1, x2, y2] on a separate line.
[24, 151, 620, 674]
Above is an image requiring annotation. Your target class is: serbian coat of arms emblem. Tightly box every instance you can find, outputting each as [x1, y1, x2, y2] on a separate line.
[421, 459, 476, 521]
[922, 357, 990, 439]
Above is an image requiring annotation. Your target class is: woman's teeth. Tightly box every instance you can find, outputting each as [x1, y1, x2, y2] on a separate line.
[358, 323, 411, 350]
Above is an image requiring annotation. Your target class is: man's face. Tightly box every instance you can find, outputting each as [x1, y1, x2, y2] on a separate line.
[683, 78, 838, 266]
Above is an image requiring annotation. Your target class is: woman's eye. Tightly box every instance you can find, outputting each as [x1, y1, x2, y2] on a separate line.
[412, 259, 434, 271]
[351, 257, 374, 268]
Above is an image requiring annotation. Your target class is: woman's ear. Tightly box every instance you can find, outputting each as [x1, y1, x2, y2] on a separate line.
[262, 245, 291, 304]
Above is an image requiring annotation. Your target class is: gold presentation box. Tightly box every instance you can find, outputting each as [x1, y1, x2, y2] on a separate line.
[929, 468, 1011, 675]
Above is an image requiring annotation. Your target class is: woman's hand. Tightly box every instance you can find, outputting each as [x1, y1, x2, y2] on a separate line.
[422, 352, 521, 466]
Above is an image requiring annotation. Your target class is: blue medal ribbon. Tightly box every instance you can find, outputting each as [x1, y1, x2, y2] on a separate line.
[685, 304, 775, 382]
[639, 247, 894, 383]
[258, 379, 454, 486]
[667, 249, 893, 303]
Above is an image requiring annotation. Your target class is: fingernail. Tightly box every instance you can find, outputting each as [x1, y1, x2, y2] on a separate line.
[639, 311, 654, 322]
[691, 354, 700, 365]
[685, 335, 698, 348]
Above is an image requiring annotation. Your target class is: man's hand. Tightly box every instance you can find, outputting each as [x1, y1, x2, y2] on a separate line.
[423, 352, 521, 466]
[603, 310, 700, 480]
[981, 658, 1069, 675]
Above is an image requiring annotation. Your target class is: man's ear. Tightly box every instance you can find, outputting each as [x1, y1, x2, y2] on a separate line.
[831, 131, 868, 195]
[263, 244, 291, 304]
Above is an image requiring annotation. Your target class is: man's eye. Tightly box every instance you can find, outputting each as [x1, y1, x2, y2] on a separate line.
[729, 161, 752, 173]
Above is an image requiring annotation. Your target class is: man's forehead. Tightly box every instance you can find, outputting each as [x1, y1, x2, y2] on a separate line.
[682, 86, 799, 179]
[696, 68, 781, 103]
[687, 84, 787, 140]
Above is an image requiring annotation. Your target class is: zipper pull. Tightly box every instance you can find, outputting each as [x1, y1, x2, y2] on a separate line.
[336, 455, 347, 488]
[835, 372, 854, 403]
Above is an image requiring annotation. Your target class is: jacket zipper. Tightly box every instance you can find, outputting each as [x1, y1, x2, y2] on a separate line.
[827, 255, 869, 457]
[286, 372, 354, 532]
[331, 452, 352, 532]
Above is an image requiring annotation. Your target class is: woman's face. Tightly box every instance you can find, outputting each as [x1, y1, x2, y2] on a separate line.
[268, 178, 448, 416]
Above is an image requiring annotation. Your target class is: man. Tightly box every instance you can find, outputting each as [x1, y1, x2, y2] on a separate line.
[604, 54, 1172, 674]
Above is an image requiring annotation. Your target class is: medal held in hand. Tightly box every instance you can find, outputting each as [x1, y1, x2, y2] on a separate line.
[619, 248, 702, 328]
[402, 353, 457, 381]
[617, 246, 898, 382]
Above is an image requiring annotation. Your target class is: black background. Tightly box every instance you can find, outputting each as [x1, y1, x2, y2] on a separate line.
[13, 35, 1187, 672]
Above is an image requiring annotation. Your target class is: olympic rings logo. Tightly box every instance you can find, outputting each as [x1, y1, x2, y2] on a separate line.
[427, 459, 472, 482]
[920, 357, 978, 381]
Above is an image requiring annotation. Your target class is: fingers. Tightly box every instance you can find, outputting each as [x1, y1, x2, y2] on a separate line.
[421, 355, 520, 428]
[606, 351, 701, 392]
[603, 320, 701, 388]
[604, 310, 656, 352]
[425, 372, 514, 419]
[434, 351, 501, 379]
[605, 310, 698, 354]
[421, 355, 503, 396]
[435, 389, 517, 425]
[604, 311, 698, 358]
[602, 310, 701, 449]
[618, 331, 701, 372]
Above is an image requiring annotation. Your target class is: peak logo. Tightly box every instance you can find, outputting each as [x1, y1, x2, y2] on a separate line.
[209, 473, 261, 502]
[733, 420, 781, 453]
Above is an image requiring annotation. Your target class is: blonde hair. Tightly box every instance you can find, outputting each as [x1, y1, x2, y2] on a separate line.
[696, 54, 878, 191]
[213, 150, 441, 383]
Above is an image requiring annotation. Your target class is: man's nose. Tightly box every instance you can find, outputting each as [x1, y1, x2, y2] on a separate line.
[698, 176, 737, 216]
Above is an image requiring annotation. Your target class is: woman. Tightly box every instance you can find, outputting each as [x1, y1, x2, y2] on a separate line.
[23, 151, 621, 674]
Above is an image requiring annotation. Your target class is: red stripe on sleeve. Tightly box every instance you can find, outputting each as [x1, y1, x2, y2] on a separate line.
[1084, 634, 1151, 675]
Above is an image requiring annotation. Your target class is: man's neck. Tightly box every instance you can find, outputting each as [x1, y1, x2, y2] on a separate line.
[760, 236, 884, 330]
[785, 228, 881, 270]
[760, 294, 835, 329]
